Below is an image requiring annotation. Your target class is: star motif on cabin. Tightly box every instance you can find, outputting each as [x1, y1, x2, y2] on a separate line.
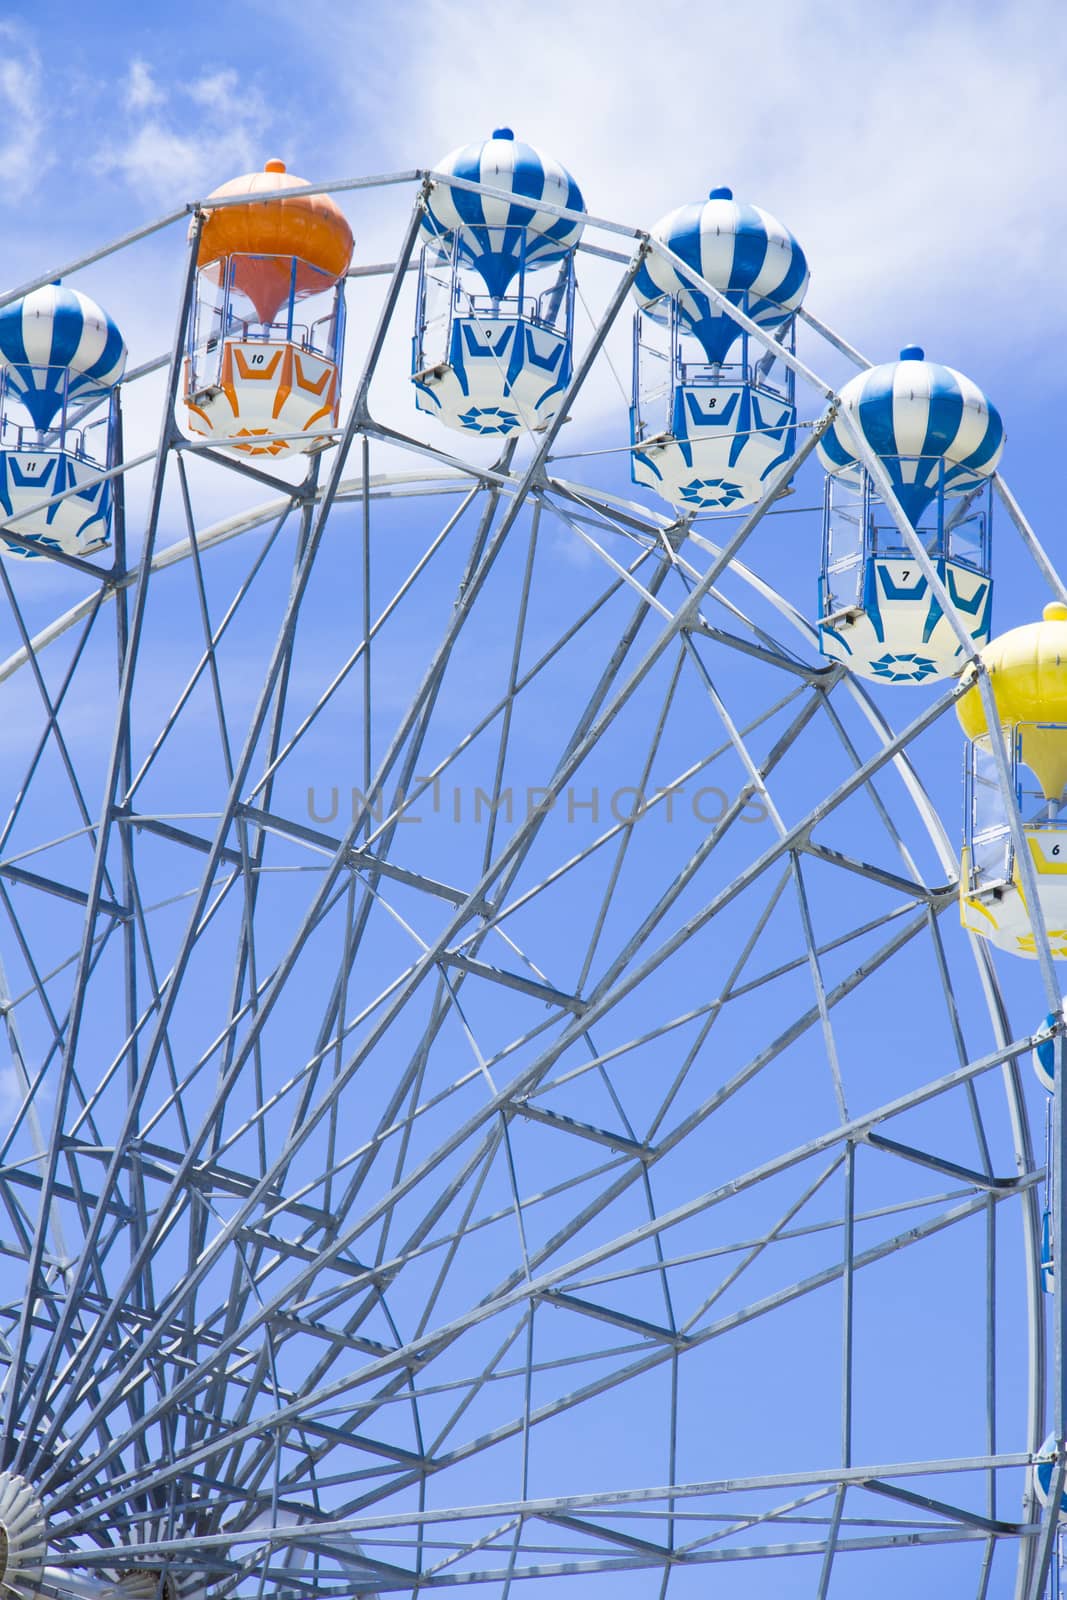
[458, 406, 520, 435]
[679, 477, 746, 508]
[869, 652, 939, 683]
[232, 427, 288, 458]
[1, 531, 61, 560]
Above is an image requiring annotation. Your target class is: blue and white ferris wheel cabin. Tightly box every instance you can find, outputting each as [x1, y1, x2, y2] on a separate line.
[412, 130, 585, 438]
[629, 288, 799, 511]
[628, 187, 809, 512]
[0, 284, 125, 560]
[817, 348, 1004, 685]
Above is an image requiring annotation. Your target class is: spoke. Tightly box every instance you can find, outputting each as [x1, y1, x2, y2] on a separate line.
[0, 172, 1046, 1600]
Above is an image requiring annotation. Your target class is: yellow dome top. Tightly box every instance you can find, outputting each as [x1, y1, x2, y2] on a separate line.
[958, 602, 1067, 737]
[957, 602, 1067, 801]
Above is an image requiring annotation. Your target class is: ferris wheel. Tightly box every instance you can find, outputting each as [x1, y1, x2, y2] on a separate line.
[0, 131, 1066, 1600]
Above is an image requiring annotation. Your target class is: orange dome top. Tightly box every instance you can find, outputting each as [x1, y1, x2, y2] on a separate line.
[198, 160, 354, 287]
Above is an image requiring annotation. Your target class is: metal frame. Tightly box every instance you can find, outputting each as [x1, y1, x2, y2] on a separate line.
[0, 164, 1060, 1600]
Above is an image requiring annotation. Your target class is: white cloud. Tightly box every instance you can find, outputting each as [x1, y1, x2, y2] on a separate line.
[242, 0, 1064, 482]
[40, 1, 1067, 516]
[94, 58, 272, 208]
[124, 58, 165, 114]
[321, 0, 1067, 369]
[0, 1062, 20, 1117]
[100, 123, 217, 207]
[0, 23, 50, 198]
[187, 68, 242, 109]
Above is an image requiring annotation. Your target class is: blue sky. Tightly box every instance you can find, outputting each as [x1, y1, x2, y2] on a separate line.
[1, 3, 1066, 1594]
[1, 0, 1062, 498]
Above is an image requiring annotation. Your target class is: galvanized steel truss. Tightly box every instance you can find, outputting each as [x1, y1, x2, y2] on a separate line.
[0, 168, 1062, 1600]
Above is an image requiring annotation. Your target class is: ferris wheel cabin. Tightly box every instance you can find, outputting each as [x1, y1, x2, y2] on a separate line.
[630, 291, 798, 510]
[183, 161, 353, 458]
[819, 455, 994, 685]
[0, 285, 124, 559]
[1034, 1017, 1062, 1295]
[412, 130, 584, 438]
[413, 228, 576, 437]
[817, 348, 1003, 684]
[958, 605, 1067, 958]
[628, 188, 809, 513]
[961, 716, 1067, 959]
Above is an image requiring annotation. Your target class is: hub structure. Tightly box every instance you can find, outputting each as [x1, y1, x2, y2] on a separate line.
[0, 155, 1064, 1600]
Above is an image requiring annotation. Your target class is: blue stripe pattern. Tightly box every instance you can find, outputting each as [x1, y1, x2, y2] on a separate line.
[818, 348, 1004, 525]
[1035, 1011, 1059, 1092]
[632, 188, 809, 364]
[0, 285, 126, 430]
[421, 129, 585, 299]
[1034, 1433, 1067, 1510]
